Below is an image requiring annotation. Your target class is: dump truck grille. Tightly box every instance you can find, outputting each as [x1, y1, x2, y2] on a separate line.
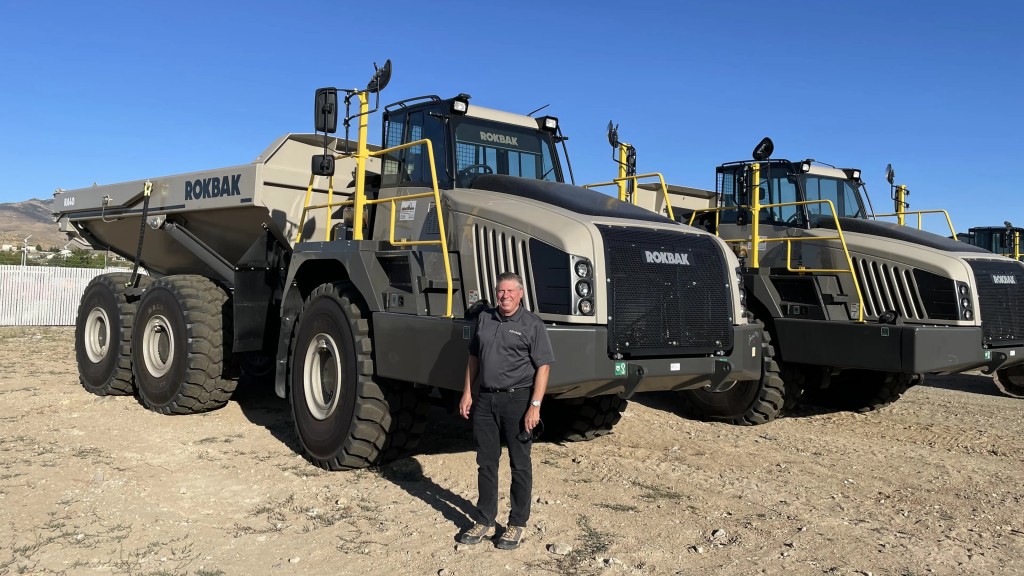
[597, 225, 733, 357]
[966, 259, 1024, 345]
[472, 223, 535, 312]
[852, 257, 925, 320]
[850, 257, 965, 321]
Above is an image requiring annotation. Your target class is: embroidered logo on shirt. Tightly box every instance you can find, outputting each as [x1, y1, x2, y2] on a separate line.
[509, 329, 523, 336]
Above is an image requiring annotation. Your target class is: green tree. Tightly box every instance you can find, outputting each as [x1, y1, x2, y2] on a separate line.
[63, 248, 104, 269]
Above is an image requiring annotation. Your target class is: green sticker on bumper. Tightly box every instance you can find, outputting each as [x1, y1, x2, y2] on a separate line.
[614, 362, 627, 376]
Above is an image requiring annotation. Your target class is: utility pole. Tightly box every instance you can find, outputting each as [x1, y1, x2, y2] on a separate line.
[21, 235, 32, 266]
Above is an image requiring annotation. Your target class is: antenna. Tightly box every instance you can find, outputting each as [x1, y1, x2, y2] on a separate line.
[527, 104, 550, 117]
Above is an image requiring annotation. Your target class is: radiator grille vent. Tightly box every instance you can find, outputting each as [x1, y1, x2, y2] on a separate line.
[472, 224, 534, 311]
[852, 257, 927, 320]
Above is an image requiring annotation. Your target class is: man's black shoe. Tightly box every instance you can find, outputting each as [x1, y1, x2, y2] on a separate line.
[458, 523, 493, 545]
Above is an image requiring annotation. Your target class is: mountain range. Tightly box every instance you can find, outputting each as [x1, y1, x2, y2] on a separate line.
[0, 198, 70, 249]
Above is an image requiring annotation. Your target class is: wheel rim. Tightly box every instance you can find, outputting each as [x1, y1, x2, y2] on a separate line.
[142, 314, 175, 378]
[303, 332, 343, 420]
[83, 306, 111, 363]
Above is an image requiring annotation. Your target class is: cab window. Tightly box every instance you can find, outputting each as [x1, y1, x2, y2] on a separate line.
[381, 110, 449, 188]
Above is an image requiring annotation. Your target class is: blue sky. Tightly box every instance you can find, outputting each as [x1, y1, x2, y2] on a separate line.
[1, 1, 1020, 234]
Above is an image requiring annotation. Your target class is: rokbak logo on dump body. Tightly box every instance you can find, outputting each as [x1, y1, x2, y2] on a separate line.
[185, 174, 242, 200]
[645, 250, 690, 265]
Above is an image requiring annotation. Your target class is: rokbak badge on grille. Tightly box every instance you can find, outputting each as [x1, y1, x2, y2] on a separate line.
[644, 250, 691, 265]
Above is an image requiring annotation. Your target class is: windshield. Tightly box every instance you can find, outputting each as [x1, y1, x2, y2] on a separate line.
[453, 118, 560, 187]
[970, 228, 1021, 254]
[801, 174, 865, 219]
[718, 162, 865, 225]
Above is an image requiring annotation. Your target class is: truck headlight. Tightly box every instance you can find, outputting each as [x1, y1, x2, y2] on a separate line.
[578, 299, 594, 315]
[571, 256, 595, 316]
[956, 282, 972, 320]
[574, 261, 592, 278]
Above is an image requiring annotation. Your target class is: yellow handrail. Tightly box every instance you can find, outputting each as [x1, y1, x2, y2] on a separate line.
[584, 172, 675, 221]
[688, 199, 865, 322]
[872, 209, 958, 240]
[295, 138, 453, 318]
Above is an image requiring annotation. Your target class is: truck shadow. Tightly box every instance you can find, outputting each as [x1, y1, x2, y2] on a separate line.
[634, 372, 1022, 423]
[919, 372, 1021, 398]
[632, 391, 837, 421]
[231, 378, 305, 454]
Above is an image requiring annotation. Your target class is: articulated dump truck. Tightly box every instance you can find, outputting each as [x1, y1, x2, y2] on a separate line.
[52, 63, 762, 470]
[879, 164, 1024, 396]
[593, 128, 1024, 424]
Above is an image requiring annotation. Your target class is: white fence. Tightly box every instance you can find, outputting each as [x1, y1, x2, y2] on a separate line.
[0, 266, 135, 326]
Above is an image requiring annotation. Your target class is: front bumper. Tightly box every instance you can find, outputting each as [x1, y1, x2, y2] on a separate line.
[543, 323, 763, 398]
[369, 313, 763, 399]
[773, 319, 1024, 375]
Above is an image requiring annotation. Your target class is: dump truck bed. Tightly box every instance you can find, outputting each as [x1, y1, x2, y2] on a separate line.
[53, 134, 379, 278]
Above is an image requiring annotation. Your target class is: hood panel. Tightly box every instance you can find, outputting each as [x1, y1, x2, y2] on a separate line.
[470, 174, 674, 225]
[815, 217, 989, 254]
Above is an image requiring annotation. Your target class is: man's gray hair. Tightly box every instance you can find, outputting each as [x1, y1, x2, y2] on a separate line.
[496, 271, 524, 290]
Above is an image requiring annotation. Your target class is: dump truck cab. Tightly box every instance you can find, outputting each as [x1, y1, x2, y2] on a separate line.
[958, 226, 1023, 261]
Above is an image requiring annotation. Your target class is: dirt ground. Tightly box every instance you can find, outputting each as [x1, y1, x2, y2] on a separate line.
[1, 326, 1023, 576]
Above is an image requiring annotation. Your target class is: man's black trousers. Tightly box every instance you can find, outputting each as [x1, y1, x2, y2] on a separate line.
[471, 387, 532, 527]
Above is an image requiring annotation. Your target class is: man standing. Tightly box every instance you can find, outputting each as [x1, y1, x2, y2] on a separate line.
[458, 271, 554, 550]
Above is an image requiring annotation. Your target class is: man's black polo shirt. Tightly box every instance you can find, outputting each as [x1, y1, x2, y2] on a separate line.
[469, 305, 555, 390]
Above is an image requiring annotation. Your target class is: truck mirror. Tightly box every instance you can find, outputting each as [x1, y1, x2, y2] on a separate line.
[752, 137, 774, 161]
[312, 154, 335, 177]
[315, 88, 338, 134]
[885, 163, 895, 185]
[367, 59, 392, 94]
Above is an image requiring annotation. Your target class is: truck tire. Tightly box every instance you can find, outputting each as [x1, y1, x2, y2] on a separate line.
[678, 323, 786, 425]
[75, 273, 151, 396]
[809, 369, 919, 412]
[996, 365, 1024, 395]
[290, 283, 425, 470]
[541, 396, 628, 442]
[132, 275, 236, 414]
[378, 380, 430, 462]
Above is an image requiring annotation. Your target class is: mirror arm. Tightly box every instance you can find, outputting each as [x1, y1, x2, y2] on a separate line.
[558, 127, 575, 185]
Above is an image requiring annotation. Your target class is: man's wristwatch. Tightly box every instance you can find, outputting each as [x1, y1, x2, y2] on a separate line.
[530, 400, 541, 407]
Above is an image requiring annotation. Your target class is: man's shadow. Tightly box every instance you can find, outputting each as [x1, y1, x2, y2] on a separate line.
[378, 455, 478, 531]
[376, 402, 479, 531]
[233, 383, 480, 530]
